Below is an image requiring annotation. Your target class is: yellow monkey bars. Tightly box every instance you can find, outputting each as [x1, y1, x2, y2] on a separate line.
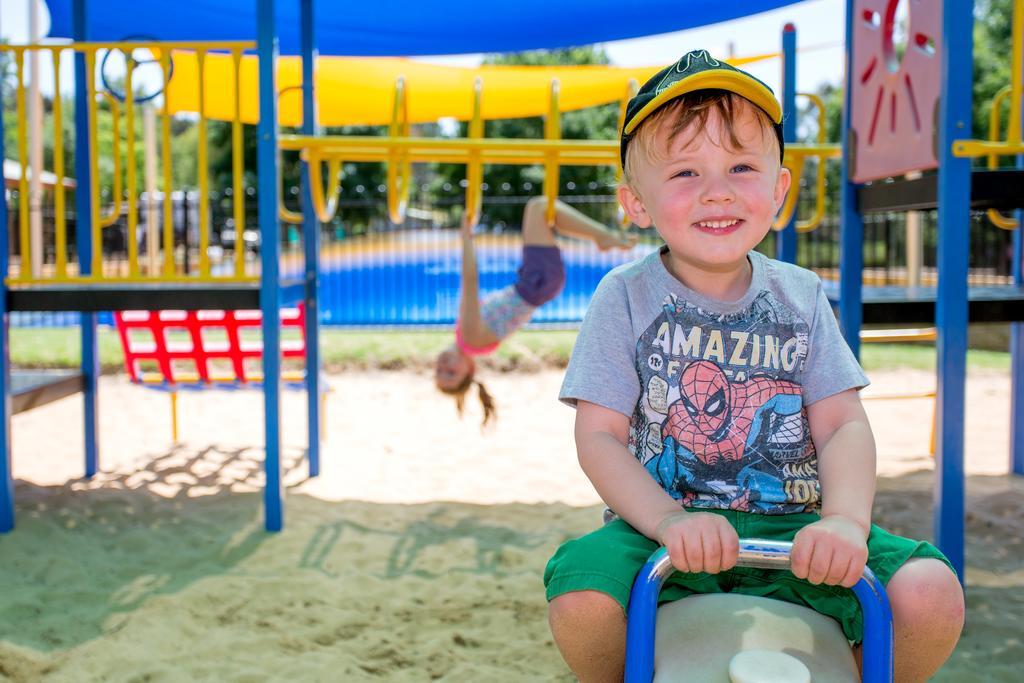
[4, 41, 838, 283]
[281, 77, 839, 231]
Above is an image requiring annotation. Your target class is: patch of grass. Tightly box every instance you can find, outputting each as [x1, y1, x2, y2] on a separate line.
[318, 329, 579, 371]
[10, 327, 126, 372]
[860, 343, 1011, 373]
[7, 327, 1011, 374]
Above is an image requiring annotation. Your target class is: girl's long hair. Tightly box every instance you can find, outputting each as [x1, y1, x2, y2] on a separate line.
[440, 372, 497, 427]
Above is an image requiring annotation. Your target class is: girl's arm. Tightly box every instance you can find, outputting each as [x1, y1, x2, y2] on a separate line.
[457, 218, 491, 344]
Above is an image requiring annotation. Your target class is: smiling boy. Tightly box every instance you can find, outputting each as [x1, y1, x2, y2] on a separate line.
[544, 50, 964, 682]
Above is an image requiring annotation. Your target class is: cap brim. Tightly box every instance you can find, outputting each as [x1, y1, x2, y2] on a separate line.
[622, 69, 783, 136]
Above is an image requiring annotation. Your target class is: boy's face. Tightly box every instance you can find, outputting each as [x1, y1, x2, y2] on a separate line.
[618, 100, 791, 280]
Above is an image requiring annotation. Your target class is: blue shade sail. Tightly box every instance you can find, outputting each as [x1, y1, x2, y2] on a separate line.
[44, 0, 806, 56]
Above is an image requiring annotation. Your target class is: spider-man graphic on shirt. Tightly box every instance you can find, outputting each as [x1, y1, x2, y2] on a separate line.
[630, 292, 820, 514]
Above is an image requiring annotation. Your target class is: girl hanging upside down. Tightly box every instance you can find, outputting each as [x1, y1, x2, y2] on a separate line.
[434, 196, 637, 426]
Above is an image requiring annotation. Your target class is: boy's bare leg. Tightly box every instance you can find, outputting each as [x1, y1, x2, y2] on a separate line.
[884, 558, 965, 681]
[548, 591, 627, 682]
[522, 196, 637, 250]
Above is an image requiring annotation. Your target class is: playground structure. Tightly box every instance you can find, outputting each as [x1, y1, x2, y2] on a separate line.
[836, 0, 1024, 581]
[0, 31, 316, 534]
[0, 11, 838, 535]
[0, 0, 1021, 677]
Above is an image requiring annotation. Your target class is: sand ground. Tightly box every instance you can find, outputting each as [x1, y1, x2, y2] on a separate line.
[1, 367, 1021, 682]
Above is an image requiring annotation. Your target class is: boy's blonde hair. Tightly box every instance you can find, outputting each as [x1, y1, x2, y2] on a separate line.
[622, 91, 781, 188]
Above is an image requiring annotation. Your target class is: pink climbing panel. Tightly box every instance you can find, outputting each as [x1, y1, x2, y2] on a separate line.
[850, 0, 942, 182]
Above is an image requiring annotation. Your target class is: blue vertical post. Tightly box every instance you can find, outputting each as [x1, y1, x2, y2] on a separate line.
[1011, 61, 1024, 476]
[300, 0, 321, 478]
[839, 0, 864, 358]
[0, 63, 13, 532]
[73, 0, 99, 477]
[257, 0, 284, 531]
[1012, 223, 1023, 475]
[933, 0, 974, 580]
[776, 23, 798, 264]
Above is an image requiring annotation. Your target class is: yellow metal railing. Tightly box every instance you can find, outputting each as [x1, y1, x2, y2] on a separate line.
[983, 85, 1020, 230]
[615, 79, 640, 227]
[773, 93, 836, 233]
[1, 41, 256, 285]
[98, 92, 124, 229]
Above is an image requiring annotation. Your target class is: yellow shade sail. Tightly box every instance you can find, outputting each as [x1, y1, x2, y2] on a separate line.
[164, 51, 777, 127]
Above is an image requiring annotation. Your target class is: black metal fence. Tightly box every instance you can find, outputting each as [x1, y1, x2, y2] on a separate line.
[4, 184, 1017, 327]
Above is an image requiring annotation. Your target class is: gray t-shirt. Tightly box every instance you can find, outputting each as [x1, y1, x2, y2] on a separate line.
[560, 248, 868, 515]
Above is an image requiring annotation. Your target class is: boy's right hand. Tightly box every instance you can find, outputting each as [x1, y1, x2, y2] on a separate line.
[655, 510, 740, 574]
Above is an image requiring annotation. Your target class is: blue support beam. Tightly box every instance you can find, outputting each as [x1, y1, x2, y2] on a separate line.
[933, 0, 974, 580]
[73, 0, 100, 478]
[0, 61, 12, 533]
[776, 23, 798, 264]
[1011, 92, 1024, 476]
[257, 0, 284, 531]
[1011, 197, 1023, 475]
[839, 0, 863, 359]
[300, 0, 322, 478]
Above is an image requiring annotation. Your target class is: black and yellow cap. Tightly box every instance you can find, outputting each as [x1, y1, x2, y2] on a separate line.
[620, 49, 784, 166]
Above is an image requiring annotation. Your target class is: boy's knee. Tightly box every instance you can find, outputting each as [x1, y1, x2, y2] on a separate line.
[548, 590, 625, 629]
[888, 559, 965, 629]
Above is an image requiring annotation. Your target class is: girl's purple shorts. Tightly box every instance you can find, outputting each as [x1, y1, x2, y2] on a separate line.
[513, 245, 565, 307]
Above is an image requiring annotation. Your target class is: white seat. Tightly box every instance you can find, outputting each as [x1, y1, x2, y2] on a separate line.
[653, 593, 859, 682]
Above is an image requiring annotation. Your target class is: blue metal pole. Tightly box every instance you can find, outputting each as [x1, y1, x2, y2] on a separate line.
[839, 0, 863, 358]
[300, 0, 321, 478]
[1010, 64, 1024, 476]
[1012, 224, 1023, 475]
[257, 0, 284, 531]
[933, 0, 974, 581]
[73, 0, 99, 478]
[0, 59, 13, 533]
[777, 23, 798, 264]
[850, 569, 896, 682]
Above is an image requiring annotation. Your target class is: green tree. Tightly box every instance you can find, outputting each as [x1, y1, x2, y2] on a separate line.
[972, 0, 1016, 159]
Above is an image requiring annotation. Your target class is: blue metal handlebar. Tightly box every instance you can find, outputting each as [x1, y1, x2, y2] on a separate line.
[623, 539, 894, 683]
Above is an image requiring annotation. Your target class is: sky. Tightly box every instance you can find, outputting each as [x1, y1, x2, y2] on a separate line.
[1, 0, 848, 98]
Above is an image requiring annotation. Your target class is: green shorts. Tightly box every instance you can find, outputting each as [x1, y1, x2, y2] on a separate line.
[544, 509, 955, 642]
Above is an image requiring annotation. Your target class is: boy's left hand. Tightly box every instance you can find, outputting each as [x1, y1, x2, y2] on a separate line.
[790, 515, 869, 588]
